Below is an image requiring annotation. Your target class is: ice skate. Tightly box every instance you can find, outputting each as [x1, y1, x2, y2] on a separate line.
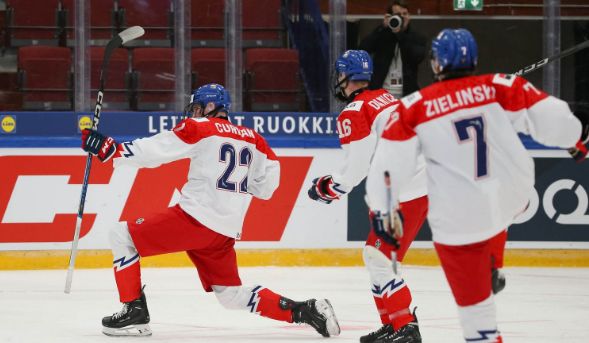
[102, 289, 151, 337]
[380, 321, 421, 343]
[360, 323, 395, 343]
[284, 298, 341, 337]
[361, 309, 421, 343]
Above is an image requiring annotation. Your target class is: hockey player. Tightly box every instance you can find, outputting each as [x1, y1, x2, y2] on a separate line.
[80, 83, 340, 338]
[307, 50, 427, 342]
[366, 29, 588, 343]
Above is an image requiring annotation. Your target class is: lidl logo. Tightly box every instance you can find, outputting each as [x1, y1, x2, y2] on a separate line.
[78, 115, 92, 132]
[1, 115, 16, 134]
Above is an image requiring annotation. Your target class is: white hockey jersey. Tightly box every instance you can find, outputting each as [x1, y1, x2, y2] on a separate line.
[366, 73, 582, 245]
[333, 89, 427, 201]
[113, 117, 280, 239]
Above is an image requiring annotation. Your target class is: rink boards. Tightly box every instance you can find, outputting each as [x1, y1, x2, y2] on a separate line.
[0, 148, 588, 269]
[1, 111, 588, 268]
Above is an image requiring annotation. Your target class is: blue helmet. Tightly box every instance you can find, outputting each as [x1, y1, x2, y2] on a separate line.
[189, 83, 231, 114]
[335, 50, 373, 81]
[431, 28, 478, 73]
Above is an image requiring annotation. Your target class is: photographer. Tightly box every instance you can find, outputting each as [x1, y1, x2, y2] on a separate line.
[359, 0, 427, 98]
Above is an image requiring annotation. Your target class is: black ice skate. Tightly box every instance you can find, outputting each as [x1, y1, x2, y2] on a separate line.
[281, 297, 341, 337]
[360, 309, 421, 343]
[492, 268, 506, 294]
[360, 323, 395, 343]
[102, 288, 151, 337]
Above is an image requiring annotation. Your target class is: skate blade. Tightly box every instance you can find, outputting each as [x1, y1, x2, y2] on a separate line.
[102, 324, 152, 337]
[316, 299, 341, 337]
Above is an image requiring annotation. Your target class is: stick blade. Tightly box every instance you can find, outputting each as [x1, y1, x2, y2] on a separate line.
[119, 26, 145, 45]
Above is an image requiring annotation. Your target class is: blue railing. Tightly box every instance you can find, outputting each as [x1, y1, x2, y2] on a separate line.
[0, 111, 339, 148]
[0, 111, 560, 150]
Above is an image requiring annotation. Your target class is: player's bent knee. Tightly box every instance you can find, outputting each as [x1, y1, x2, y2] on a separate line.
[108, 222, 135, 251]
[363, 245, 394, 269]
[212, 285, 252, 310]
[363, 246, 406, 290]
[363, 246, 403, 281]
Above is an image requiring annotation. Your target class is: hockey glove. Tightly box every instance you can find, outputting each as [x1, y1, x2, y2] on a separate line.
[369, 209, 404, 249]
[307, 175, 345, 204]
[568, 110, 589, 163]
[81, 128, 117, 162]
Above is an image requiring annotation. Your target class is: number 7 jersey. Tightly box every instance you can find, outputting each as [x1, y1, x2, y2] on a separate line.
[366, 74, 582, 245]
[112, 117, 280, 239]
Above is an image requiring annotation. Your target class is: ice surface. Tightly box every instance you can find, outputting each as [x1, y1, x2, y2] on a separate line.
[0, 266, 588, 342]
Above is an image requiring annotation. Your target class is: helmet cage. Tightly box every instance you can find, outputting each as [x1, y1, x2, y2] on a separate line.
[332, 70, 351, 103]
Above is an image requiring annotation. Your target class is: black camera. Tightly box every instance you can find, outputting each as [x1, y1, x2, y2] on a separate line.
[388, 14, 403, 31]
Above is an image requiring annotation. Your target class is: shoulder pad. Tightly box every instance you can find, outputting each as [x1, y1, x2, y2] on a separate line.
[492, 73, 517, 87]
[342, 100, 363, 112]
[401, 91, 422, 109]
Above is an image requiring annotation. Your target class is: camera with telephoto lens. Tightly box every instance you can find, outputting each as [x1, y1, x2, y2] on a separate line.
[387, 14, 403, 31]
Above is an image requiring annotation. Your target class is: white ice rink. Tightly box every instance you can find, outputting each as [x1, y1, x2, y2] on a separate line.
[1, 266, 588, 343]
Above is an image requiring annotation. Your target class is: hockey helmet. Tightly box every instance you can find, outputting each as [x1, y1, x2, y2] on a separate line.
[185, 83, 231, 118]
[431, 28, 478, 74]
[333, 50, 373, 102]
[335, 50, 373, 81]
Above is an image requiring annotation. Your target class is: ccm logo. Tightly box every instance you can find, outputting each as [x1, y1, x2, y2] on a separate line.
[102, 137, 114, 154]
[514, 58, 548, 76]
[514, 179, 589, 225]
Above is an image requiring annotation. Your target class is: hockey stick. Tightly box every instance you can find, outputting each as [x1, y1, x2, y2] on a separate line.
[65, 26, 144, 294]
[514, 39, 589, 76]
[383, 171, 399, 274]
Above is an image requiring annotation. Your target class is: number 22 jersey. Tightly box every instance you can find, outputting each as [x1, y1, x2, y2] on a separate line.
[112, 117, 280, 239]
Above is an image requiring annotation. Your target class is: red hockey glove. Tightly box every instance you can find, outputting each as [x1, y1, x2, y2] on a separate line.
[308, 175, 345, 204]
[81, 128, 117, 162]
[369, 209, 404, 249]
[569, 140, 588, 162]
[569, 110, 589, 163]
